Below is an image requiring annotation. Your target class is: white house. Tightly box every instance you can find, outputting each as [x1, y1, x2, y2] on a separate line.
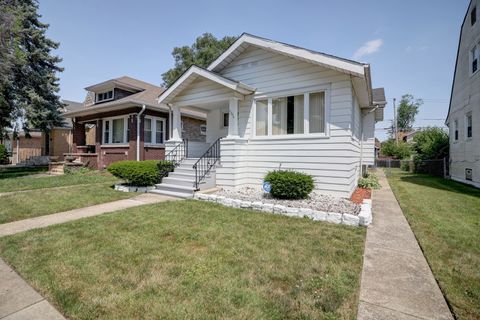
[153, 34, 385, 198]
[447, 0, 480, 188]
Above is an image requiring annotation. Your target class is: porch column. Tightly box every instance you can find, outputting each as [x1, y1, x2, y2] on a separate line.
[171, 105, 182, 141]
[227, 97, 239, 138]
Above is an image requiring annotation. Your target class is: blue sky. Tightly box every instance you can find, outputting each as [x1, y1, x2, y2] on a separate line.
[38, 0, 469, 140]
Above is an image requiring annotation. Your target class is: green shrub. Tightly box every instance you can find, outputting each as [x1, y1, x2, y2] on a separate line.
[107, 160, 160, 186]
[400, 161, 411, 172]
[412, 127, 449, 160]
[358, 173, 381, 189]
[157, 160, 175, 181]
[0, 145, 8, 164]
[264, 170, 314, 200]
[380, 139, 412, 159]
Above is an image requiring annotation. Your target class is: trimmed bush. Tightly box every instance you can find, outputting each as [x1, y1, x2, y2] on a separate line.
[0, 145, 8, 164]
[157, 160, 175, 181]
[107, 160, 160, 186]
[264, 170, 314, 200]
[358, 173, 380, 189]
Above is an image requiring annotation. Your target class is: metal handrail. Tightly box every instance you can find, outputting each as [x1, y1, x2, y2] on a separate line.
[192, 138, 221, 190]
[165, 139, 188, 167]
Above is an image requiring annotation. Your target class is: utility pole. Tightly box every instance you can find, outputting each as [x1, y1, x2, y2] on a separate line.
[393, 98, 398, 144]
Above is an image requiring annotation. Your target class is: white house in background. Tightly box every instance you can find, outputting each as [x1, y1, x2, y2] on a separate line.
[153, 33, 386, 198]
[447, 0, 480, 188]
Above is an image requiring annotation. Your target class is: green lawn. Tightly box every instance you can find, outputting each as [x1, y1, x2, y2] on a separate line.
[0, 182, 136, 224]
[0, 170, 119, 193]
[386, 169, 480, 320]
[0, 200, 365, 319]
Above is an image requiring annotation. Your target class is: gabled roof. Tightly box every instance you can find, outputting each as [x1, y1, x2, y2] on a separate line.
[64, 77, 205, 119]
[158, 65, 256, 105]
[84, 76, 157, 92]
[64, 76, 165, 117]
[207, 33, 367, 78]
[446, 0, 473, 125]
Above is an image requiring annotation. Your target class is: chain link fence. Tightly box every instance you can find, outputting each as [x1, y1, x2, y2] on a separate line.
[375, 158, 448, 178]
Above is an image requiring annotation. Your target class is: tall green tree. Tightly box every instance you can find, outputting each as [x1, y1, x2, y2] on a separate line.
[0, 0, 64, 136]
[162, 33, 237, 87]
[396, 94, 422, 132]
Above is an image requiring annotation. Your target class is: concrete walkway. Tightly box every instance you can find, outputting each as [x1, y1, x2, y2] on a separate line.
[357, 170, 453, 320]
[0, 193, 176, 237]
[0, 259, 65, 320]
[0, 193, 177, 319]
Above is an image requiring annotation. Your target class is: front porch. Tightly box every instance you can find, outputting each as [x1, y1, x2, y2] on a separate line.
[67, 107, 169, 169]
[160, 67, 256, 195]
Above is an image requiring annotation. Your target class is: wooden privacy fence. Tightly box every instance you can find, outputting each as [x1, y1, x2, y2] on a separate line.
[375, 158, 449, 178]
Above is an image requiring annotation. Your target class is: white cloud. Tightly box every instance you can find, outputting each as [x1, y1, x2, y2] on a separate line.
[353, 39, 383, 60]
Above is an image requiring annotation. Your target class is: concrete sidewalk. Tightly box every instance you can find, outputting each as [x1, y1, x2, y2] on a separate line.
[357, 170, 453, 320]
[0, 193, 176, 319]
[0, 193, 176, 237]
[0, 259, 65, 320]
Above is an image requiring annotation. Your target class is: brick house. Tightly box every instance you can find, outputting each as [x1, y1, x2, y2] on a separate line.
[63, 76, 206, 169]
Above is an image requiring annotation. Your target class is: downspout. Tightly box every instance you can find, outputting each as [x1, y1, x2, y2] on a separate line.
[136, 105, 146, 161]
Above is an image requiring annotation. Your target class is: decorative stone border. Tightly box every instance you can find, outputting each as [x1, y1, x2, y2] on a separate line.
[194, 193, 373, 227]
[114, 184, 155, 193]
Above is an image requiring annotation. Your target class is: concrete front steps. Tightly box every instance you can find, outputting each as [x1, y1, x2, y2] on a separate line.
[149, 158, 216, 198]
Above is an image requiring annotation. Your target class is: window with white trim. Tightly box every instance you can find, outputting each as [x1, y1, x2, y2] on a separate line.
[144, 116, 166, 145]
[472, 6, 477, 26]
[466, 113, 472, 139]
[223, 112, 229, 127]
[103, 117, 128, 144]
[254, 90, 326, 137]
[454, 119, 459, 141]
[96, 90, 113, 103]
[471, 45, 479, 74]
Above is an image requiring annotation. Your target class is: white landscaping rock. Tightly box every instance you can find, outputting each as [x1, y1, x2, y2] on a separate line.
[326, 212, 342, 224]
[312, 210, 327, 221]
[260, 203, 274, 213]
[240, 200, 252, 208]
[231, 199, 242, 208]
[342, 213, 360, 226]
[284, 207, 300, 218]
[252, 201, 263, 211]
[220, 198, 233, 207]
[273, 205, 287, 214]
[298, 208, 313, 219]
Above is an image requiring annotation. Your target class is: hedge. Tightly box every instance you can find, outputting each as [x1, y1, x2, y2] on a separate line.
[107, 160, 160, 186]
[264, 170, 314, 200]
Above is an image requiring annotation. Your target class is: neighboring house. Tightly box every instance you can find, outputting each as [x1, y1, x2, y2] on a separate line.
[404, 131, 419, 143]
[6, 100, 82, 165]
[156, 33, 385, 198]
[63, 76, 206, 170]
[447, 0, 480, 188]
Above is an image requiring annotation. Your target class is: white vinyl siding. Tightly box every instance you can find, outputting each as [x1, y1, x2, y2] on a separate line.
[214, 46, 364, 197]
[448, 0, 480, 187]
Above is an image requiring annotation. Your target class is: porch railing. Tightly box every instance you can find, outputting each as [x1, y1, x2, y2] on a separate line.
[192, 138, 221, 190]
[165, 139, 188, 167]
